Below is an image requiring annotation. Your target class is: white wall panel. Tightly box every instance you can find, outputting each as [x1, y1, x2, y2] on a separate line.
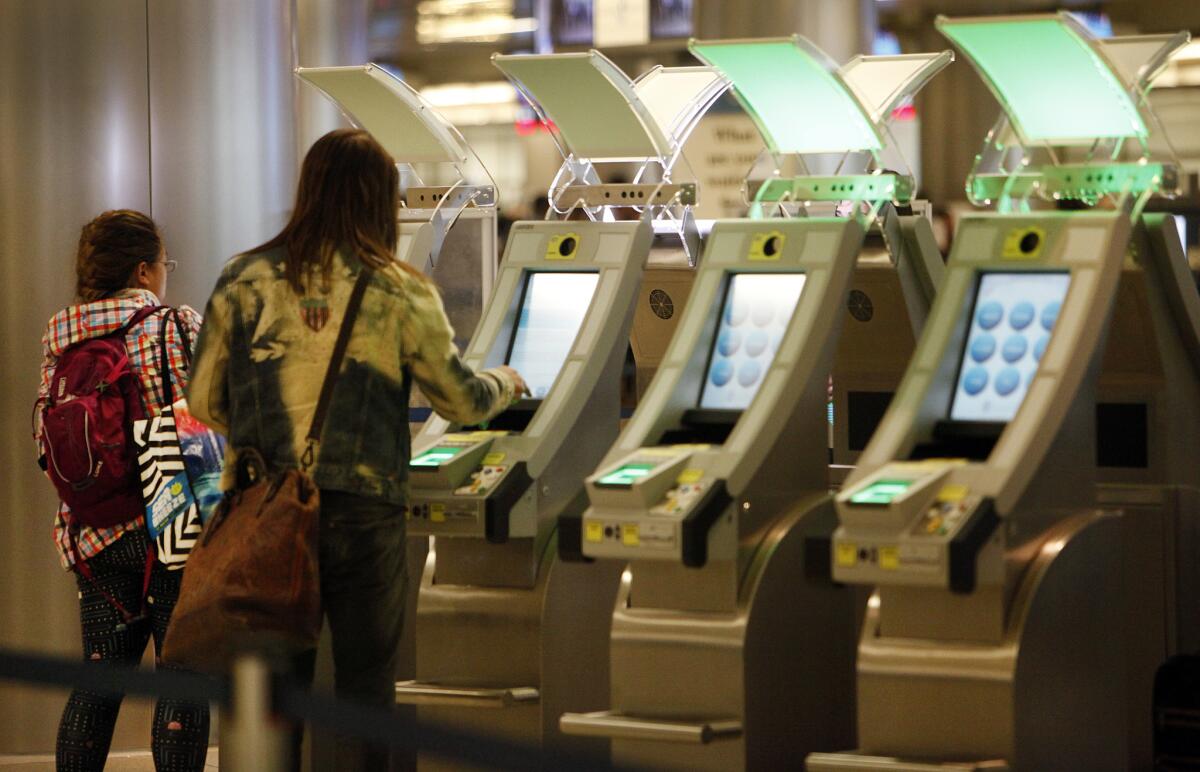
[148, 0, 298, 310]
[0, 0, 155, 754]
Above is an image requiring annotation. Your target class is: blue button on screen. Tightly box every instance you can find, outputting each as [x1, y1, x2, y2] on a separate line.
[962, 367, 989, 395]
[1041, 300, 1061, 331]
[976, 301, 1004, 330]
[970, 334, 996, 363]
[710, 359, 733, 387]
[1002, 335, 1028, 363]
[717, 329, 741, 357]
[995, 367, 1021, 396]
[1010, 301, 1035, 330]
[1034, 334, 1049, 361]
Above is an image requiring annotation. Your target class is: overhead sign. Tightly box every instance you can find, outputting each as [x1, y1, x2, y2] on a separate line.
[594, 0, 649, 48]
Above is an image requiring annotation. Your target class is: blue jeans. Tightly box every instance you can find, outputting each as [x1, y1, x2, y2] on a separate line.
[294, 489, 408, 771]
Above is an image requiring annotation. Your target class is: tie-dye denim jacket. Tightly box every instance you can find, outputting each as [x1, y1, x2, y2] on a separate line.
[186, 246, 517, 504]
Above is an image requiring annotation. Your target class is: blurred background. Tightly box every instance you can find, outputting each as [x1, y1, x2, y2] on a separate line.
[2, 0, 1199, 758]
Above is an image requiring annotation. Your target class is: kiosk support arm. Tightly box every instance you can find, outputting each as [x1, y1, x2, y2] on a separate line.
[484, 462, 533, 544]
[555, 487, 592, 563]
[681, 481, 733, 568]
[948, 497, 1000, 594]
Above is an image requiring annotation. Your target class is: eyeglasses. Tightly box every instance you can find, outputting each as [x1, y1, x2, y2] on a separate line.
[160, 259, 178, 274]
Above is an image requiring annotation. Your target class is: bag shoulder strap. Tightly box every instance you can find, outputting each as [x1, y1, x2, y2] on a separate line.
[301, 268, 373, 470]
[157, 308, 193, 407]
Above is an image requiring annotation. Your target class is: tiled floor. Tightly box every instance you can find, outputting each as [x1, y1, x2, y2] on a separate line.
[0, 747, 219, 770]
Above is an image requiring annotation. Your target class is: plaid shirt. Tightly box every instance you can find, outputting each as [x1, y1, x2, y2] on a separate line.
[35, 289, 202, 569]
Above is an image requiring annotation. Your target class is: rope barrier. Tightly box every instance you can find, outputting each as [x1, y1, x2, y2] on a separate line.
[0, 646, 646, 772]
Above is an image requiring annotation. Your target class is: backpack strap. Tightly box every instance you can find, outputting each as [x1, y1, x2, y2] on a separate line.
[70, 534, 155, 631]
[120, 304, 166, 335]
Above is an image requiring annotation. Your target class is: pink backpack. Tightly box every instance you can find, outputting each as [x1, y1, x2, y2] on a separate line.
[39, 305, 164, 529]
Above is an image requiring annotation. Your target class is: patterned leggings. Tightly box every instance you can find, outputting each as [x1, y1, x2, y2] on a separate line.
[56, 529, 210, 772]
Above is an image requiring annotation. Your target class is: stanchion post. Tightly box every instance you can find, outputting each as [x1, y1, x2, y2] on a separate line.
[223, 654, 288, 771]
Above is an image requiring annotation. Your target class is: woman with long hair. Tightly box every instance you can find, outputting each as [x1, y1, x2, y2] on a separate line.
[36, 210, 210, 771]
[187, 128, 525, 769]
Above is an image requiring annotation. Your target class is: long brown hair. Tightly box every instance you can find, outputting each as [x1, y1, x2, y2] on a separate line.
[255, 128, 412, 293]
[75, 210, 163, 302]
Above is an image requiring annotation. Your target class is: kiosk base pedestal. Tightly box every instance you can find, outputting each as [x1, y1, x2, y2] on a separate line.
[839, 510, 1171, 771]
[400, 537, 622, 770]
[565, 498, 863, 771]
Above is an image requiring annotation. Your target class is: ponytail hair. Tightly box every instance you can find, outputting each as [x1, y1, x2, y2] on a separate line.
[75, 210, 162, 302]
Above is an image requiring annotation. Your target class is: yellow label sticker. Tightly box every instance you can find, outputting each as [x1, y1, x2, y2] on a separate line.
[430, 503, 446, 523]
[621, 523, 640, 547]
[640, 447, 685, 457]
[482, 452, 506, 465]
[835, 542, 858, 567]
[585, 520, 604, 543]
[546, 232, 580, 260]
[1001, 226, 1045, 260]
[170, 482, 183, 496]
[936, 483, 968, 503]
[676, 468, 704, 485]
[879, 546, 900, 570]
[749, 230, 786, 261]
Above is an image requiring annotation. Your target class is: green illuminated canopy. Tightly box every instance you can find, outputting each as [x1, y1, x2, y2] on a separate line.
[937, 14, 1147, 146]
[689, 37, 882, 155]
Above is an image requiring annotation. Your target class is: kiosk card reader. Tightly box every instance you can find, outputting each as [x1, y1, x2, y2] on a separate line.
[396, 51, 727, 768]
[559, 36, 951, 771]
[808, 15, 1197, 771]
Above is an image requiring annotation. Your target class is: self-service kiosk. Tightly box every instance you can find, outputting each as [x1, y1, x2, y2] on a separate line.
[808, 15, 1197, 771]
[396, 52, 726, 767]
[557, 37, 951, 771]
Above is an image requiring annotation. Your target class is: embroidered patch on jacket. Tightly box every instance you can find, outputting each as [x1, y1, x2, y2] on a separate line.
[299, 297, 330, 332]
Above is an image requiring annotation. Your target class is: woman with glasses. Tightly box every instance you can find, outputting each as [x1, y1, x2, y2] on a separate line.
[34, 209, 210, 771]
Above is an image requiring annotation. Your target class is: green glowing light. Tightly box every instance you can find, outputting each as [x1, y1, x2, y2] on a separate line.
[597, 463, 657, 487]
[937, 16, 1146, 145]
[690, 38, 881, 154]
[410, 447, 462, 468]
[850, 479, 914, 506]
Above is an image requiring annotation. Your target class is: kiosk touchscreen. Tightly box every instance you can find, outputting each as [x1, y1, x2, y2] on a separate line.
[697, 273, 806, 410]
[809, 15, 1198, 771]
[948, 271, 1068, 423]
[506, 271, 599, 399]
